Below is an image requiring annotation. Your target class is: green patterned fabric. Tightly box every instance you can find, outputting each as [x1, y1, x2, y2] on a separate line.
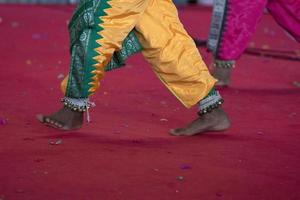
[65, 0, 142, 98]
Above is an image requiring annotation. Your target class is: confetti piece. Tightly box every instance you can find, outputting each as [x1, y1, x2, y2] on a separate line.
[32, 33, 47, 40]
[176, 176, 184, 181]
[11, 21, 19, 28]
[160, 101, 167, 105]
[180, 164, 191, 170]
[57, 73, 65, 80]
[257, 131, 264, 135]
[49, 139, 62, 145]
[160, 118, 168, 122]
[26, 60, 32, 65]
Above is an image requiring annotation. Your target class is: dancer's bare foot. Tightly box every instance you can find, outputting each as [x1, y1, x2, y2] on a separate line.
[37, 107, 83, 130]
[169, 108, 230, 136]
[213, 67, 232, 87]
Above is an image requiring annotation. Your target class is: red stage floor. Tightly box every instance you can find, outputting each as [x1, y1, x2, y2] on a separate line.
[0, 5, 299, 200]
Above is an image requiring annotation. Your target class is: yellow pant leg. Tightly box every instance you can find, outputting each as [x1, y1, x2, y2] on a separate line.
[134, 0, 216, 108]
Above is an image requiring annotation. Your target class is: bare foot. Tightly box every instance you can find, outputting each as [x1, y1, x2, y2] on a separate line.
[213, 67, 232, 87]
[36, 107, 83, 130]
[169, 108, 230, 136]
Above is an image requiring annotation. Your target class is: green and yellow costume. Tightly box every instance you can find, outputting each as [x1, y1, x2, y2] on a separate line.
[61, 0, 221, 113]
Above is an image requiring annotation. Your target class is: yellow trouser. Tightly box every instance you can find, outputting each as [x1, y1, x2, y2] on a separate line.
[62, 0, 216, 108]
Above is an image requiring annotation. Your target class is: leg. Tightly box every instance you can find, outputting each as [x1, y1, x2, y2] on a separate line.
[207, 0, 267, 86]
[169, 89, 230, 136]
[38, 0, 149, 130]
[134, 0, 230, 135]
[135, 0, 216, 108]
[211, 60, 235, 87]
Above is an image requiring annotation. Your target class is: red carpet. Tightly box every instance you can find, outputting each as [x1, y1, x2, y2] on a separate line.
[0, 5, 300, 200]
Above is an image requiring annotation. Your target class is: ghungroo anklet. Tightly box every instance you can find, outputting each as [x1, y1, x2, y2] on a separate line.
[214, 59, 235, 68]
[198, 89, 224, 116]
[61, 97, 94, 112]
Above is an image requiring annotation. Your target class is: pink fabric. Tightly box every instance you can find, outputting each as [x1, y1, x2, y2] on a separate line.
[218, 0, 267, 60]
[218, 0, 300, 61]
[267, 0, 300, 42]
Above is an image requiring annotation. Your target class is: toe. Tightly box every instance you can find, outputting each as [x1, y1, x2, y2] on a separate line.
[36, 114, 65, 130]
